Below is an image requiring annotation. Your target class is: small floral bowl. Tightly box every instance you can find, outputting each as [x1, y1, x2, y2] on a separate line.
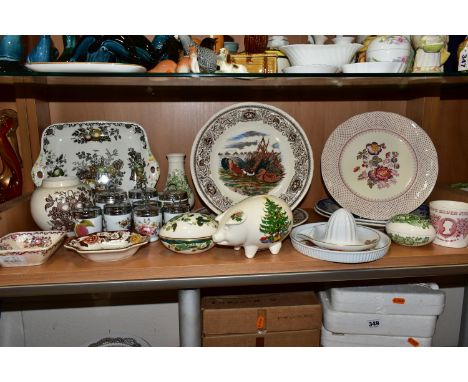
[64, 231, 148, 262]
[0, 231, 66, 267]
[159, 213, 218, 254]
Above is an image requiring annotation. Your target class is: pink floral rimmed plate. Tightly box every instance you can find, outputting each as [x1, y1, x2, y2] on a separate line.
[190, 103, 313, 214]
[321, 111, 438, 220]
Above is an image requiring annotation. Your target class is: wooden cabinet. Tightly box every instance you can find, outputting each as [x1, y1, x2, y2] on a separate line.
[0, 73, 468, 293]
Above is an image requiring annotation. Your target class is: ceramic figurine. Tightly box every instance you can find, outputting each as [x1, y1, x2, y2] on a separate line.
[148, 59, 177, 73]
[0, 35, 26, 73]
[176, 56, 191, 73]
[58, 35, 78, 62]
[26, 35, 58, 63]
[178, 35, 217, 73]
[164, 153, 194, 208]
[212, 195, 293, 259]
[151, 35, 181, 63]
[0, 109, 22, 203]
[69, 36, 159, 70]
[411, 36, 450, 73]
[217, 48, 247, 73]
[386, 214, 436, 246]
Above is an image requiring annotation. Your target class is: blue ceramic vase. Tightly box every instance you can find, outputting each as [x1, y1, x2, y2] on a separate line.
[0, 35, 27, 73]
[26, 35, 58, 63]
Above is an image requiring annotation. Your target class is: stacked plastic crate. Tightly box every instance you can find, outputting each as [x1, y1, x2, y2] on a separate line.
[319, 283, 446, 347]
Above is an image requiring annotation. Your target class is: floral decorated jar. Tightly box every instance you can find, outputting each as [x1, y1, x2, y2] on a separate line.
[159, 213, 218, 254]
[30, 176, 92, 236]
[133, 204, 162, 242]
[385, 214, 436, 246]
[103, 202, 132, 232]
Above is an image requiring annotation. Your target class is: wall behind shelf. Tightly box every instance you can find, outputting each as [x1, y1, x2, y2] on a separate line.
[47, 98, 408, 209]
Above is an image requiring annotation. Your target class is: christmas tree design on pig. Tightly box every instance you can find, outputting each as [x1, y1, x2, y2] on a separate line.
[259, 198, 291, 243]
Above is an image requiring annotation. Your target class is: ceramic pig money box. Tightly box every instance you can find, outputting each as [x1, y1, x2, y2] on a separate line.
[212, 195, 293, 259]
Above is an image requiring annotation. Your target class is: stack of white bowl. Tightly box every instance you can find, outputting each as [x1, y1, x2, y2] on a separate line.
[364, 35, 412, 72]
[280, 41, 363, 73]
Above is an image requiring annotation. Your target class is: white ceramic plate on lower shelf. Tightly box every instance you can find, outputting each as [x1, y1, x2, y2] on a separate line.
[25, 62, 147, 73]
[291, 223, 391, 263]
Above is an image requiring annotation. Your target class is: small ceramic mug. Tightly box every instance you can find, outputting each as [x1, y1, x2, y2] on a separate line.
[429, 200, 468, 248]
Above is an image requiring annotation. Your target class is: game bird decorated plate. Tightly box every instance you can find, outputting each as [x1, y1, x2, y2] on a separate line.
[190, 103, 313, 213]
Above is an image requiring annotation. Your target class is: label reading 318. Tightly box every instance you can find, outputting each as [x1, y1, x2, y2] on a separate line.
[368, 320, 381, 328]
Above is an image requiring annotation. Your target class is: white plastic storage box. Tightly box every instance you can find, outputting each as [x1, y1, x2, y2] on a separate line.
[319, 291, 439, 337]
[321, 326, 432, 347]
[329, 283, 445, 315]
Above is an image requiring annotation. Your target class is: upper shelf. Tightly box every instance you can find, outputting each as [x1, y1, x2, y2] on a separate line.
[1, 72, 468, 89]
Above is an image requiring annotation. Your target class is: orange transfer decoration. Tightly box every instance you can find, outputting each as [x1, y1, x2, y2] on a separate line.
[392, 297, 406, 304]
[407, 338, 420, 347]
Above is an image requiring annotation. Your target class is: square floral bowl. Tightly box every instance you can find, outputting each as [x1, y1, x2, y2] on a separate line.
[0, 231, 66, 267]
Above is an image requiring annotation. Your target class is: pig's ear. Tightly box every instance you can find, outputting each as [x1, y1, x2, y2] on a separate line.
[226, 211, 246, 225]
[215, 211, 226, 222]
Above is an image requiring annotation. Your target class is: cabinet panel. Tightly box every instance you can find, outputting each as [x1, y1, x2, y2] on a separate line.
[48, 99, 407, 208]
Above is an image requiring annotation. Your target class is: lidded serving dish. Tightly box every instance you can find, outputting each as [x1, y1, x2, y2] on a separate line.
[159, 213, 218, 254]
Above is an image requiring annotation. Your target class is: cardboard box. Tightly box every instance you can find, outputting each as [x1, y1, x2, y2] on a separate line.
[202, 291, 322, 336]
[203, 329, 320, 347]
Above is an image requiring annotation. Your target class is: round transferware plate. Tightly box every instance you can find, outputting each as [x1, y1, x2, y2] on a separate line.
[291, 223, 390, 264]
[191, 103, 313, 214]
[321, 112, 438, 220]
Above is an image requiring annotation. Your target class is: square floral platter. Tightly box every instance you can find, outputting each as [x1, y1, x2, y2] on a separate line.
[0, 231, 66, 267]
[31, 121, 160, 191]
[190, 103, 313, 214]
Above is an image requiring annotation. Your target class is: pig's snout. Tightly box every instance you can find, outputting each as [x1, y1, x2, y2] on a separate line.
[212, 229, 226, 244]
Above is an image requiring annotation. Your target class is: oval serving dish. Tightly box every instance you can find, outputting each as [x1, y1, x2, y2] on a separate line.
[64, 231, 149, 262]
[291, 223, 391, 264]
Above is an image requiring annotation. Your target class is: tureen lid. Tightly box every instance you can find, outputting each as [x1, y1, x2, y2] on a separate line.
[160, 213, 218, 239]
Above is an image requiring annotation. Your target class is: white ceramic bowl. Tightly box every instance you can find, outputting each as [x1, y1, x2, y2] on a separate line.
[0, 231, 65, 267]
[367, 36, 411, 52]
[366, 49, 411, 64]
[291, 223, 391, 264]
[280, 44, 363, 68]
[159, 213, 218, 254]
[342, 62, 405, 73]
[282, 65, 339, 74]
[385, 214, 436, 247]
[332, 37, 355, 45]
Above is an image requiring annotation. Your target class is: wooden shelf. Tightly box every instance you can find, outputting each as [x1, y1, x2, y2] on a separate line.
[1, 212, 468, 297]
[2, 73, 468, 89]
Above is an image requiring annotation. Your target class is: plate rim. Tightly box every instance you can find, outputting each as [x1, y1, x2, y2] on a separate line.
[25, 62, 147, 73]
[190, 102, 313, 213]
[321, 111, 438, 220]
